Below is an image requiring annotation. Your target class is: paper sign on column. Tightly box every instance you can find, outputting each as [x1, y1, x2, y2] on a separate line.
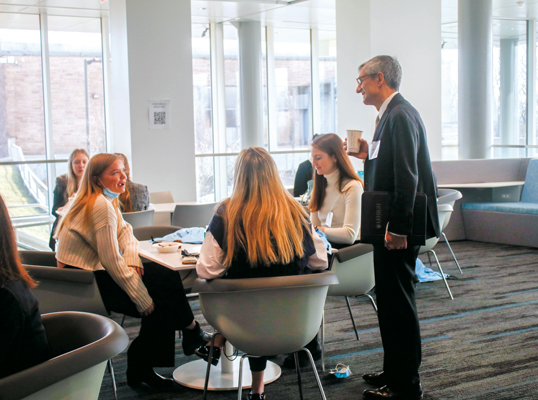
[148, 100, 171, 130]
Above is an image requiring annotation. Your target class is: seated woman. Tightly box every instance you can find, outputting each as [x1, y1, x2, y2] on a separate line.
[114, 153, 150, 212]
[55, 153, 206, 389]
[310, 133, 363, 246]
[0, 194, 50, 379]
[195, 147, 328, 400]
[49, 148, 89, 250]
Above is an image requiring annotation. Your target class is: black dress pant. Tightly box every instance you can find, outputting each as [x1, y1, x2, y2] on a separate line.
[94, 262, 194, 369]
[373, 244, 421, 394]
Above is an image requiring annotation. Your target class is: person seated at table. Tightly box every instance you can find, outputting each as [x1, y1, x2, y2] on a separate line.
[310, 133, 363, 247]
[195, 147, 328, 400]
[55, 153, 207, 389]
[114, 153, 150, 212]
[293, 158, 313, 197]
[0, 194, 50, 379]
[49, 148, 89, 250]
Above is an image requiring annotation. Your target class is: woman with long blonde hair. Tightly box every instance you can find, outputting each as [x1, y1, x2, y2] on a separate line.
[0, 194, 50, 378]
[114, 153, 149, 212]
[309, 133, 363, 245]
[55, 153, 207, 389]
[196, 147, 328, 400]
[49, 148, 89, 250]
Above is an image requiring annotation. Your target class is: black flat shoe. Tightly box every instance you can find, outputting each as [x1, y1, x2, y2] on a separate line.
[182, 321, 208, 356]
[248, 392, 266, 400]
[195, 345, 221, 366]
[363, 385, 423, 400]
[362, 371, 387, 387]
[127, 368, 175, 389]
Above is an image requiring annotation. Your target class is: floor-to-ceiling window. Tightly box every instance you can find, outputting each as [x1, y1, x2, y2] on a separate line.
[0, 12, 108, 249]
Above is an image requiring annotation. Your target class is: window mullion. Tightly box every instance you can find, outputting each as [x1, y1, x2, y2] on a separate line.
[266, 25, 277, 153]
[527, 19, 536, 154]
[310, 28, 320, 136]
[101, 15, 112, 153]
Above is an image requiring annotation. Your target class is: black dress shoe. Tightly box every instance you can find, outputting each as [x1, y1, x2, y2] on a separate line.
[127, 368, 175, 389]
[362, 371, 387, 387]
[182, 321, 208, 356]
[248, 392, 266, 400]
[363, 385, 423, 400]
[195, 345, 221, 366]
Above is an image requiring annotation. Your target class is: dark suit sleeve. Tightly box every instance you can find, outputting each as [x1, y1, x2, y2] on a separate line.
[294, 161, 313, 197]
[0, 289, 24, 378]
[387, 110, 419, 236]
[51, 176, 68, 216]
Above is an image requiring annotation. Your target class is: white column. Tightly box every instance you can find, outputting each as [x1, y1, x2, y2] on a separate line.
[109, 0, 197, 201]
[527, 19, 536, 151]
[236, 21, 264, 148]
[458, 0, 493, 159]
[500, 38, 518, 157]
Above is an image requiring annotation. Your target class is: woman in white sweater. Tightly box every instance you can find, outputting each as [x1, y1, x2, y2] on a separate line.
[55, 153, 206, 389]
[309, 133, 363, 246]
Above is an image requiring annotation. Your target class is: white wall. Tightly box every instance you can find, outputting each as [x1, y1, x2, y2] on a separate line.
[337, 0, 442, 161]
[110, 0, 197, 201]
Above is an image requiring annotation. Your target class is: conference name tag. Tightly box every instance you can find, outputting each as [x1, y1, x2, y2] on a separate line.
[369, 140, 381, 160]
[326, 211, 333, 227]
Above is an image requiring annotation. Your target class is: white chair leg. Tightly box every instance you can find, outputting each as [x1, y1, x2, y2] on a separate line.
[429, 250, 454, 300]
[364, 293, 378, 315]
[202, 333, 217, 400]
[107, 359, 118, 400]
[442, 232, 463, 274]
[345, 296, 360, 341]
[237, 355, 248, 400]
[304, 348, 327, 400]
[320, 312, 325, 372]
[294, 352, 304, 400]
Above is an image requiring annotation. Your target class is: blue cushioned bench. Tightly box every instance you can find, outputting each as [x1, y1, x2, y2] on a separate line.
[461, 159, 538, 248]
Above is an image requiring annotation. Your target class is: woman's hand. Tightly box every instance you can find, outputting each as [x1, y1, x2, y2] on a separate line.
[344, 137, 369, 160]
[315, 225, 325, 233]
[140, 303, 155, 317]
[128, 265, 144, 277]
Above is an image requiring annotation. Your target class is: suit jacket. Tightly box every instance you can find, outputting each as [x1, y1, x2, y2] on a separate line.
[364, 93, 440, 239]
[49, 174, 68, 250]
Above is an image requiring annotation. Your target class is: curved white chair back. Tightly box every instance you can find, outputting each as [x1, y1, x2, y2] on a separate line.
[420, 204, 453, 254]
[171, 202, 217, 228]
[193, 272, 338, 356]
[437, 188, 462, 208]
[122, 209, 154, 228]
[149, 191, 174, 204]
[327, 243, 375, 297]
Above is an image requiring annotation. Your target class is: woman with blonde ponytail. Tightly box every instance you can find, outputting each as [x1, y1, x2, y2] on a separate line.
[196, 147, 328, 400]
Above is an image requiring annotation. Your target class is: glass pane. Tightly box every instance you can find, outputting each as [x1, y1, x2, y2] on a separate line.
[272, 28, 312, 152]
[47, 16, 106, 158]
[271, 152, 311, 189]
[1, 163, 52, 250]
[223, 23, 241, 153]
[192, 24, 213, 155]
[492, 19, 527, 158]
[262, 27, 268, 147]
[318, 30, 337, 134]
[0, 13, 45, 159]
[196, 156, 215, 202]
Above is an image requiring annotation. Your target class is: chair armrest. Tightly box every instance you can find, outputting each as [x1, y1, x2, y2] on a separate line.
[25, 265, 95, 285]
[335, 243, 374, 263]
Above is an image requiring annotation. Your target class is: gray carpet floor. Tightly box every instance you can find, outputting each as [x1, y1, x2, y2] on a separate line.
[98, 240, 538, 400]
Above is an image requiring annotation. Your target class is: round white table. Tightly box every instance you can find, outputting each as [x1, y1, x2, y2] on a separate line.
[173, 342, 281, 391]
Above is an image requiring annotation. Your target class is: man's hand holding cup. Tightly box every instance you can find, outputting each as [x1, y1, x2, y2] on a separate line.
[344, 129, 369, 161]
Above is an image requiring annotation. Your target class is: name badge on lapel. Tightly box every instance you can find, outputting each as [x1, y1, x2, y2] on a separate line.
[369, 140, 381, 160]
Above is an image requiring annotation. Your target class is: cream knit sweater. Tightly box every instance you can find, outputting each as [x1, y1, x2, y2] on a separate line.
[56, 195, 152, 312]
[310, 169, 363, 245]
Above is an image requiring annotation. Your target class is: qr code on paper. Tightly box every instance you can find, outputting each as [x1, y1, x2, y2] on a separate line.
[153, 112, 166, 125]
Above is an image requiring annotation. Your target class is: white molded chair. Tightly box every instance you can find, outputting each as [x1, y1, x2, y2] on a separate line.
[149, 191, 174, 204]
[122, 209, 154, 228]
[321, 243, 377, 370]
[419, 203, 456, 300]
[436, 189, 464, 274]
[171, 203, 217, 228]
[0, 311, 128, 400]
[193, 272, 339, 400]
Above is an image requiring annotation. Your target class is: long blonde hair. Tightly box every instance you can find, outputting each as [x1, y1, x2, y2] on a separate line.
[219, 147, 311, 267]
[66, 149, 89, 198]
[309, 134, 362, 212]
[57, 153, 121, 234]
[114, 153, 133, 212]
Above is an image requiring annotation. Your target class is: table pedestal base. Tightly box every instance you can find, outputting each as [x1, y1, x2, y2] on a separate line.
[173, 356, 281, 391]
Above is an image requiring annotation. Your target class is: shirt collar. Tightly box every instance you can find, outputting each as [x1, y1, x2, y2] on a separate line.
[378, 91, 399, 121]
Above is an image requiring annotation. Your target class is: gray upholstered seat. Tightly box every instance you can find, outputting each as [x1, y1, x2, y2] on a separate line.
[0, 311, 128, 400]
[18, 250, 57, 267]
[193, 272, 338, 400]
[171, 202, 217, 228]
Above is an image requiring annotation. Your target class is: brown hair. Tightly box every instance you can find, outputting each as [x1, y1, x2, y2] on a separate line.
[114, 153, 133, 212]
[309, 134, 362, 212]
[219, 147, 311, 267]
[0, 195, 36, 288]
[66, 149, 90, 198]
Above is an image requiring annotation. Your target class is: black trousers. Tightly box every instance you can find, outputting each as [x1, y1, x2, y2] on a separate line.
[94, 262, 194, 369]
[373, 244, 421, 394]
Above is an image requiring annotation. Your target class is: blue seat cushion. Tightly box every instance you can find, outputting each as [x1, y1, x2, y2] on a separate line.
[521, 159, 538, 203]
[462, 202, 538, 215]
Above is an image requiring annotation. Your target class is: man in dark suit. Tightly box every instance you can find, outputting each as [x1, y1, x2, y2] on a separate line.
[346, 55, 440, 400]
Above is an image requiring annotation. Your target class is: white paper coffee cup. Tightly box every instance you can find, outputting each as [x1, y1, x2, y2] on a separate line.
[346, 130, 363, 153]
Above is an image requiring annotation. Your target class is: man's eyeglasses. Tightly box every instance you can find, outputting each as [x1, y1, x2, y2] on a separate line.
[356, 73, 377, 86]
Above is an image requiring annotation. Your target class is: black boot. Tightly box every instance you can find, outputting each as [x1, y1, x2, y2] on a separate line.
[182, 321, 207, 356]
[126, 366, 174, 388]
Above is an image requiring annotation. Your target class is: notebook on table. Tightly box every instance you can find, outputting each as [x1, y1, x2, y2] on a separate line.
[360, 191, 427, 246]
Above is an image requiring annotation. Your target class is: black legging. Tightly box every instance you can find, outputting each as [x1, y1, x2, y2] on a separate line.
[93, 262, 194, 368]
